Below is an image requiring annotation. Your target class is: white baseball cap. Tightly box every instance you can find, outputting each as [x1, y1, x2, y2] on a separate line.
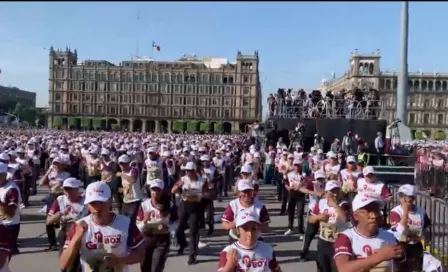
[53, 157, 65, 164]
[63, 178, 81, 189]
[241, 164, 253, 174]
[236, 211, 260, 227]
[317, 149, 323, 154]
[352, 193, 382, 212]
[84, 181, 111, 204]
[363, 166, 375, 176]
[346, 156, 356, 163]
[149, 178, 165, 190]
[398, 184, 416, 196]
[118, 154, 131, 164]
[183, 162, 196, 171]
[237, 179, 254, 191]
[327, 151, 337, 159]
[148, 147, 157, 153]
[0, 163, 7, 174]
[100, 148, 110, 156]
[314, 170, 325, 179]
[200, 155, 210, 161]
[325, 180, 341, 191]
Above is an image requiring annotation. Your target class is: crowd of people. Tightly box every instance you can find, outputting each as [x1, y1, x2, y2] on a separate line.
[0, 128, 445, 272]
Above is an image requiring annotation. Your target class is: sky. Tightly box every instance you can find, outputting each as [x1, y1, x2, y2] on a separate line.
[0, 2, 447, 106]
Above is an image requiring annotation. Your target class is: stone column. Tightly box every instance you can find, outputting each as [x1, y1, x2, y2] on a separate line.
[129, 119, 134, 132]
[142, 120, 147, 133]
[155, 120, 160, 133]
[167, 120, 172, 133]
[47, 116, 53, 129]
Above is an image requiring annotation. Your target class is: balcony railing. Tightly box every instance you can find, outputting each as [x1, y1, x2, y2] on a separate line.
[266, 98, 384, 120]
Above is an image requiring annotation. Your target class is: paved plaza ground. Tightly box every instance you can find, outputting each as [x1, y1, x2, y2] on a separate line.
[10, 186, 319, 272]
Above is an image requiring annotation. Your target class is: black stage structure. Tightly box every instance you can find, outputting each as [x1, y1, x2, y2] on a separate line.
[265, 117, 387, 153]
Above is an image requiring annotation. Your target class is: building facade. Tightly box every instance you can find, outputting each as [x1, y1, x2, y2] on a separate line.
[48, 47, 262, 133]
[0, 85, 36, 112]
[325, 49, 448, 138]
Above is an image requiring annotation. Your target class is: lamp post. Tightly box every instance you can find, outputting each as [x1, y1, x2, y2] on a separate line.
[396, 1, 409, 124]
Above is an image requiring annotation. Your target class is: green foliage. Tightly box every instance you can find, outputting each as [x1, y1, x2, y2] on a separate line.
[10, 103, 36, 123]
[214, 122, 223, 134]
[172, 120, 186, 133]
[186, 120, 199, 132]
[67, 117, 76, 127]
[53, 116, 62, 128]
[81, 118, 92, 129]
[414, 130, 424, 140]
[92, 119, 102, 129]
[199, 122, 209, 132]
[111, 124, 120, 131]
[434, 131, 446, 140]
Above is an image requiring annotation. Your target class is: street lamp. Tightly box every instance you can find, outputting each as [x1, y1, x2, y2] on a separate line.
[396, 1, 409, 124]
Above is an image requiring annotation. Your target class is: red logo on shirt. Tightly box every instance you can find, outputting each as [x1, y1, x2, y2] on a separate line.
[362, 245, 373, 256]
[242, 255, 251, 267]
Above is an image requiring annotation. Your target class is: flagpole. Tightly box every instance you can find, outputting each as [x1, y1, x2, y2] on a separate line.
[152, 44, 154, 60]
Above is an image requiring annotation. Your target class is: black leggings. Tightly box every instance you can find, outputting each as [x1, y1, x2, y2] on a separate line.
[316, 239, 337, 272]
[176, 201, 202, 258]
[141, 235, 171, 272]
[287, 192, 306, 232]
[301, 211, 319, 256]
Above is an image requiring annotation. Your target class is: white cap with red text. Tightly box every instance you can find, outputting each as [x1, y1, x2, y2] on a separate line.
[325, 180, 341, 191]
[84, 181, 111, 204]
[398, 184, 416, 196]
[352, 193, 382, 212]
[235, 211, 260, 227]
[237, 179, 254, 191]
[363, 166, 375, 176]
[63, 178, 81, 188]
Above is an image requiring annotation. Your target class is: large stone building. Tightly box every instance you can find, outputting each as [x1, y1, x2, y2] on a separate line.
[48, 47, 262, 133]
[324, 49, 448, 138]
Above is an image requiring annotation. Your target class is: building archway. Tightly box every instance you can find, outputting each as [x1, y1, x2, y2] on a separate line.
[120, 119, 130, 131]
[209, 121, 216, 134]
[223, 122, 232, 134]
[61, 117, 68, 129]
[100, 119, 107, 130]
[133, 119, 142, 132]
[107, 119, 118, 131]
[240, 122, 251, 133]
[160, 120, 168, 133]
[146, 120, 156, 132]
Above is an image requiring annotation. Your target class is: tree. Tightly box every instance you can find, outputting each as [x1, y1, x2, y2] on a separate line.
[414, 130, 424, 140]
[53, 116, 62, 129]
[199, 122, 210, 133]
[81, 118, 92, 130]
[92, 119, 102, 130]
[11, 103, 36, 124]
[214, 122, 223, 134]
[434, 131, 446, 140]
[186, 120, 199, 133]
[172, 120, 186, 133]
[111, 124, 121, 131]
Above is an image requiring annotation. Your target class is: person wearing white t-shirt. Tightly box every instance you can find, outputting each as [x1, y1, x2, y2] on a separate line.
[60, 181, 144, 272]
[218, 211, 281, 272]
[333, 194, 407, 272]
[118, 154, 142, 223]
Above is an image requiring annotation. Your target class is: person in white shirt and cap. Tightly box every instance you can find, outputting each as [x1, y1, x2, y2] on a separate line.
[171, 161, 208, 265]
[136, 178, 175, 272]
[218, 211, 281, 272]
[46, 177, 87, 258]
[388, 184, 432, 270]
[60, 181, 145, 272]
